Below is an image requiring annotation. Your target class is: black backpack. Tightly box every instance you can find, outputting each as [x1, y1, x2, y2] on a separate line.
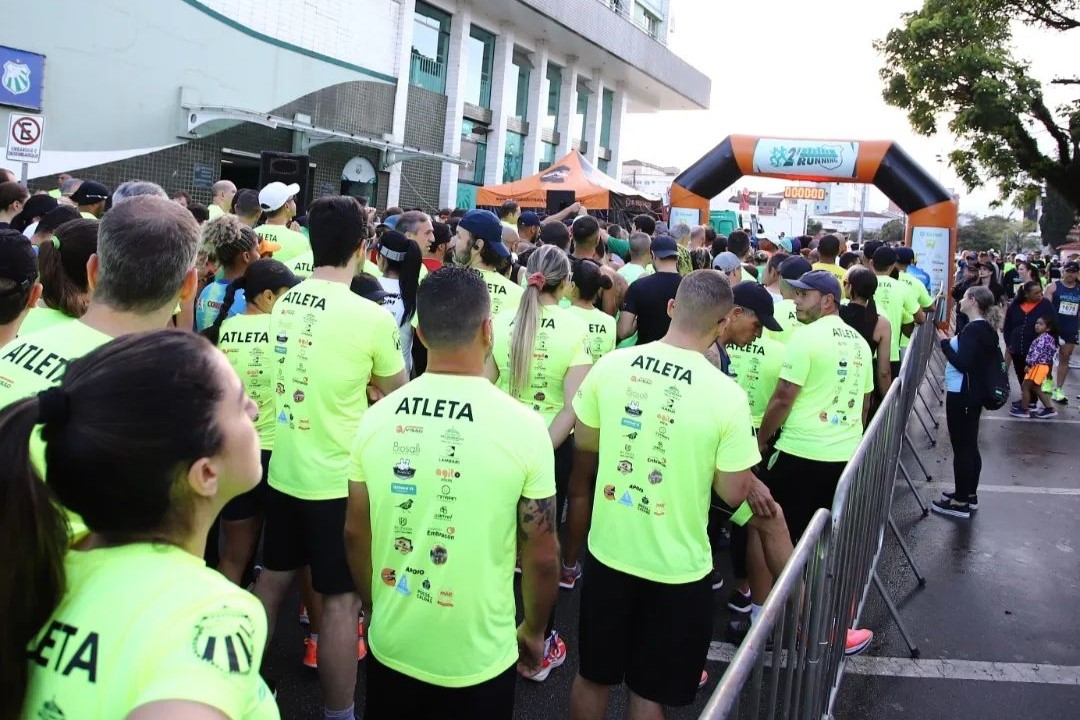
[979, 345, 1010, 410]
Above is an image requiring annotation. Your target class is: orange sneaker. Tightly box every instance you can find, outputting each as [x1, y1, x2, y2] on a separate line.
[302, 636, 318, 669]
[357, 617, 367, 661]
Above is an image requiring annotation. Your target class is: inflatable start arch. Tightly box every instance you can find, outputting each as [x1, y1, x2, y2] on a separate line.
[669, 135, 958, 297]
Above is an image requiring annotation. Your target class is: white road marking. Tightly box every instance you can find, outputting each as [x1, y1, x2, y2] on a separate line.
[896, 482, 1080, 497]
[706, 642, 1080, 685]
[980, 416, 1080, 425]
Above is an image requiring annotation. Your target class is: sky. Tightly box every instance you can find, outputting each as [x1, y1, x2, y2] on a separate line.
[620, 0, 1072, 217]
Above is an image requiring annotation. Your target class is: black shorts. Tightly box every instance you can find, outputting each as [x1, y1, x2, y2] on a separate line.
[762, 450, 846, 542]
[364, 652, 515, 720]
[578, 557, 712, 707]
[221, 449, 271, 521]
[261, 486, 355, 595]
[1059, 328, 1078, 346]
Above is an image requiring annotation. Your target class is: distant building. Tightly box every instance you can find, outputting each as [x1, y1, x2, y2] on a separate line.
[810, 210, 902, 235]
[621, 159, 681, 204]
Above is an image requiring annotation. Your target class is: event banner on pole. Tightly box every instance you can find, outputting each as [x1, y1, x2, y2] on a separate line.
[910, 226, 951, 295]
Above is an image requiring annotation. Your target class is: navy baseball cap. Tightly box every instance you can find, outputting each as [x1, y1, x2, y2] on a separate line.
[518, 211, 541, 228]
[779, 255, 813, 280]
[895, 247, 915, 264]
[651, 234, 679, 259]
[458, 209, 510, 258]
[785, 270, 842, 302]
[0, 229, 39, 292]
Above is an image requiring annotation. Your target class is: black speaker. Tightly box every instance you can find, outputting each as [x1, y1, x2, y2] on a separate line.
[259, 151, 311, 216]
[547, 190, 576, 216]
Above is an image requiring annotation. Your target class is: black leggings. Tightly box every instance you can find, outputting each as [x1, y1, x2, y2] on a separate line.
[1010, 352, 1026, 390]
[946, 392, 983, 499]
[545, 435, 575, 639]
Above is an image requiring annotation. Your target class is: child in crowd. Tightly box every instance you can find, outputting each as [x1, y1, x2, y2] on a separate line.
[1012, 314, 1059, 419]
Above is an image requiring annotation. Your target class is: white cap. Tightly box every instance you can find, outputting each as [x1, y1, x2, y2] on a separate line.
[258, 182, 300, 212]
[1014, 253, 1027, 263]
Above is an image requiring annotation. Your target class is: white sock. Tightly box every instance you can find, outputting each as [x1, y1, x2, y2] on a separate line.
[750, 603, 763, 623]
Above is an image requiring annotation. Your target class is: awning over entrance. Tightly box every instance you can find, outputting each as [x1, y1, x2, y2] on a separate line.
[182, 104, 470, 169]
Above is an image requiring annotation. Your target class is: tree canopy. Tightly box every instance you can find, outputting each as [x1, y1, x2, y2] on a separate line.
[957, 215, 1037, 253]
[876, 0, 1080, 243]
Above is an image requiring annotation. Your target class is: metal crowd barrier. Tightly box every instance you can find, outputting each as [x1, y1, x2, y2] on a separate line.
[699, 299, 943, 720]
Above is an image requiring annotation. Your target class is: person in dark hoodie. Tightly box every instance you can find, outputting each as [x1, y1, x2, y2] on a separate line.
[1002, 280, 1055, 391]
[934, 286, 1002, 518]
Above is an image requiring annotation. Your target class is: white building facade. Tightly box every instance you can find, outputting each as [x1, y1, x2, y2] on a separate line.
[0, 0, 708, 211]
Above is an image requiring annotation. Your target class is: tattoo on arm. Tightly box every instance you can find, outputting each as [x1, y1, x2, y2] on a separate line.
[518, 496, 556, 541]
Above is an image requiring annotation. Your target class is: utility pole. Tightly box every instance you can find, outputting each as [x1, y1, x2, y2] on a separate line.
[856, 184, 868, 244]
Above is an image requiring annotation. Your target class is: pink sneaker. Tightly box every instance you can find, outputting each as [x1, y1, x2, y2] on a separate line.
[844, 628, 873, 656]
[698, 669, 709, 689]
[523, 633, 567, 682]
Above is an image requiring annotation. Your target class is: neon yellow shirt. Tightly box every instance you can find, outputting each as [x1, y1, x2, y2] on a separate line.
[764, 297, 800, 345]
[573, 342, 760, 583]
[617, 263, 653, 285]
[287, 250, 380, 279]
[812, 261, 848, 292]
[896, 271, 933, 349]
[79, 211, 97, 220]
[873, 274, 918, 361]
[775, 314, 874, 462]
[218, 313, 276, 450]
[18, 306, 75, 337]
[568, 305, 617, 362]
[23, 543, 278, 720]
[349, 373, 554, 687]
[0, 320, 112, 541]
[268, 279, 404, 500]
[493, 305, 592, 427]
[255, 224, 310, 263]
[727, 335, 786, 428]
[207, 203, 225, 221]
[478, 268, 524, 317]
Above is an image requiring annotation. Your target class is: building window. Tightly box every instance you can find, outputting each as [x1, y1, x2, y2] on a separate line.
[633, 2, 662, 37]
[598, 158, 610, 174]
[600, 89, 614, 149]
[545, 64, 562, 132]
[511, 51, 531, 120]
[460, 120, 487, 185]
[465, 26, 495, 108]
[575, 83, 590, 148]
[504, 131, 525, 183]
[540, 141, 557, 171]
[411, 2, 451, 94]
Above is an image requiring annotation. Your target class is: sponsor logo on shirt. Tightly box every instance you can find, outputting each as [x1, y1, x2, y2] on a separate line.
[393, 459, 416, 478]
[621, 418, 642, 430]
[394, 537, 414, 554]
[430, 544, 449, 565]
[191, 610, 257, 675]
[391, 482, 417, 495]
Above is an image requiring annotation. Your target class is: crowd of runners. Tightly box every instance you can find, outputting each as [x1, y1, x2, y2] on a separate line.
[0, 172, 1070, 720]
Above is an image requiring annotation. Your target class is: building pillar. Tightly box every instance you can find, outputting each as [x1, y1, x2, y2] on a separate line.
[555, 60, 578, 159]
[386, 0, 416, 207]
[439, 4, 473, 209]
[583, 69, 603, 165]
[521, 41, 549, 178]
[607, 82, 629, 180]
[483, 25, 515, 186]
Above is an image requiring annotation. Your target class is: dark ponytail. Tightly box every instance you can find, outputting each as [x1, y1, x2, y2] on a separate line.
[38, 219, 98, 318]
[0, 397, 67, 720]
[573, 258, 612, 303]
[380, 233, 423, 322]
[202, 276, 246, 346]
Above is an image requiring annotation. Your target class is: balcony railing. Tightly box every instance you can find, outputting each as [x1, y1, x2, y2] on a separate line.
[409, 51, 446, 94]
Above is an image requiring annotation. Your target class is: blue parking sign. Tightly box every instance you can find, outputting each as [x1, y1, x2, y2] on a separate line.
[0, 46, 45, 111]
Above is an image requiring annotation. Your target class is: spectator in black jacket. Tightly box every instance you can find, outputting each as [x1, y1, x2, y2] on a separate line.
[952, 263, 978, 332]
[1003, 280, 1055, 389]
[934, 286, 1002, 518]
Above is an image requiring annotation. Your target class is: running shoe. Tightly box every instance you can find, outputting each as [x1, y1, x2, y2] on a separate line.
[559, 563, 583, 590]
[299, 604, 309, 626]
[1034, 407, 1058, 419]
[727, 587, 751, 614]
[302, 637, 318, 669]
[698, 670, 709, 689]
[931, 498, 971, 518]
[941, 491, 978, 510]
[1042, 377, 1055, 393]
[1051, 388, 1068, 403]
[844, 629, 873, 657]
[709, 569, 725, 591]
[358, 616, 367, 661]
[1009, 407, 1032, 418]
[725, 619, 775, 650]
[523, 633, 567, 682]
[1010, 400, 1037, 412]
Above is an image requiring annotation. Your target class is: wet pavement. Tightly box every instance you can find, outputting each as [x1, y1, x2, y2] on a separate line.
[266, 366, 1080, 719]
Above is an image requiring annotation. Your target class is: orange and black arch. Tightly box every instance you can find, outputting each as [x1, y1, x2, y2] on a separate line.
[669, 135, 957, 298]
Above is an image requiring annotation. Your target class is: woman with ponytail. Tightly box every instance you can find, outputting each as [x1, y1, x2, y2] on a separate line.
[19, 218, 98, 335]
[376, 230, 423, 375]
[203, 259, 301, 585]
[195, 215, 259, 331]
[568, 258, 616, 362]
[490, 244, 592, 663]
[4, 330, 279, 720]
[841, 265, 893, 395]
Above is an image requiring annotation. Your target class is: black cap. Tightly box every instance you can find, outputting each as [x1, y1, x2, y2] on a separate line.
[233, 188, 261, 215]
[11, 194, 58, 232]
[350, 273, 389, 303]
[733, 281, 783, 331]
[650, 234, 679, 259]
[779, 255, 813, 280]
[244, 258, 302, 296]
[1064, 262, 1079, 273]
[518, 211, 541, 228]
[862, 240, 881, 259]
[873, 246, 898, 268]
[70, 180, 110, 205]
[0, 229, 39, 292]
[895, 247, 915, 264]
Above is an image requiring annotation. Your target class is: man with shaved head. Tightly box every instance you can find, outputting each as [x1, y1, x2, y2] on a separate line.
[207, 179, 238, 221]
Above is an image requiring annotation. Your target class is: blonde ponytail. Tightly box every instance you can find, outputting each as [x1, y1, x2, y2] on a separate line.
[508, 245, 571, 396]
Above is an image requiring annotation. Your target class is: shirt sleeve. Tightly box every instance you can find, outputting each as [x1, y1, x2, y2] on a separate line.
[133, 593, 271, 719]
[520, 411, 557, 500]
[714, 386, 761, 472]
[571, 362, 602, 428]
[370, 304, 407, 378]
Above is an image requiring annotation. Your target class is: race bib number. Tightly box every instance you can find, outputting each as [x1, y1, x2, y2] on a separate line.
[1060, 301, 1079, 317]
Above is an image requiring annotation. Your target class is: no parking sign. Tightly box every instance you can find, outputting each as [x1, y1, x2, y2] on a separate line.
[6, 112, 44, 163]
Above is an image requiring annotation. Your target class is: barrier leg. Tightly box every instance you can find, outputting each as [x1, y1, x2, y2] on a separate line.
[903, 433, 933, 482]
[913, 404, 936, 446]
[897, 460, 929, 516]
[872, 572, 921, 659]
[916, 392, 940, 428]
[888, 515, 926, 586]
